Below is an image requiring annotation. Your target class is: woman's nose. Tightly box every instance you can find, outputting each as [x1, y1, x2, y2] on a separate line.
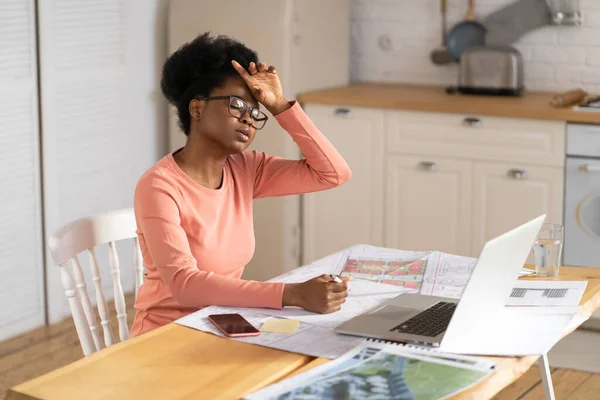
[240, 114, 253, 126]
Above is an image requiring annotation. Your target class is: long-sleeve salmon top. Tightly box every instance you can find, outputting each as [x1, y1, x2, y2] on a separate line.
[130, 101, 351, 337]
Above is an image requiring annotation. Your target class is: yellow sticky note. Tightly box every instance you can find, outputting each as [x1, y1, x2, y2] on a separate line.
[259, 318, 300, 334]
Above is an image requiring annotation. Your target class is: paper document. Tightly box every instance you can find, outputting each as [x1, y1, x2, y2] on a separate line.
[265, 262, 336, 284]
[566, 313, 589, 333]
[176, 306, 364, 359]
[334, 244, 429, 290]
[420, 252, 478, 298]
[310, 245, 539, 298]
[507, 281, 587, 306]
[244, 341, 495, 400]
[440, 306, 581, 356]
[332, 244, 485, 299]
[308, 247, 354, 269]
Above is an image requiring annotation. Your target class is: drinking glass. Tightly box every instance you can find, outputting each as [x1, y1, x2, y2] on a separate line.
[533, 223, 564, 277]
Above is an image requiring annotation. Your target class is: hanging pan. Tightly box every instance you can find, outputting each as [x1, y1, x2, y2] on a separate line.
[446, 0, 486, 62]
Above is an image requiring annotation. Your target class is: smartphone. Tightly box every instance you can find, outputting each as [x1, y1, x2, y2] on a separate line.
[207, 313, 260, 337]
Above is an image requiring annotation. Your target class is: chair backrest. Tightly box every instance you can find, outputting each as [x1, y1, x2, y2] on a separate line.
[48, 208, 144, 356]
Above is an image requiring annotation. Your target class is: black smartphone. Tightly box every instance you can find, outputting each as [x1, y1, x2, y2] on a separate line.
[207, 313, 260, 337]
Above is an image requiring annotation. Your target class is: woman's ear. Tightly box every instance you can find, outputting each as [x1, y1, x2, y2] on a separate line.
[188, 99, 203, 120]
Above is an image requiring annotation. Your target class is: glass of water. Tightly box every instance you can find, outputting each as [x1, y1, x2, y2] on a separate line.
[533, 223, 564, 277]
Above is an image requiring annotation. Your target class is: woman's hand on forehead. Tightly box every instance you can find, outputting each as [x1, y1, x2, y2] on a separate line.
[231, 60, 290, 116]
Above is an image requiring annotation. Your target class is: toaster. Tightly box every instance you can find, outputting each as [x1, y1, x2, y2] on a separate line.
[457, 46, 524, 96]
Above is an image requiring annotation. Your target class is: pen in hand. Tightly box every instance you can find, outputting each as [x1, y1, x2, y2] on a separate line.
[329, 274, 343, 283]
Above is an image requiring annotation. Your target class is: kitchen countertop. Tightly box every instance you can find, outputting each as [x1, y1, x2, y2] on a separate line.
[297, 83, 600, 125]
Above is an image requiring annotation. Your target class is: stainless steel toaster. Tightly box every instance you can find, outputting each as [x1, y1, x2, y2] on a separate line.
[457, 46, 524, 96]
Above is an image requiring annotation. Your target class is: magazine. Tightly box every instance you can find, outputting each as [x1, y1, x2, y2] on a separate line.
[244, 341, 495, 400]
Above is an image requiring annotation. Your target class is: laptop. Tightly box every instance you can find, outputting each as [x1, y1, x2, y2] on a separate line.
[334, 214, 547, 351]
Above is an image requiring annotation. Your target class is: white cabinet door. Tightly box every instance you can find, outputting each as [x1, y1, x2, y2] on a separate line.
[0, 0, 45, 341]
[385, 155, 472, 256]
[471, 161, 564, 258]
[301, 104, 385, 264]
[38, 0, 168, 323]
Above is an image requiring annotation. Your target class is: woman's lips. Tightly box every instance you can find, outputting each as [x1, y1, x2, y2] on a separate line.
[235, 128, 251, 142]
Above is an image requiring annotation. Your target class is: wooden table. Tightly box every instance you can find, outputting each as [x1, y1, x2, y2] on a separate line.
[8, 266, 600, 400]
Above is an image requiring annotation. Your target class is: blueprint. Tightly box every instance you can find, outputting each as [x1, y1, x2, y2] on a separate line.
[334, 245, 532, 300]
[334, 244, 429, 291]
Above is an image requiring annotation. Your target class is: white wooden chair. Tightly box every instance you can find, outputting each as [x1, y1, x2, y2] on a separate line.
[47, 208, 144, 356]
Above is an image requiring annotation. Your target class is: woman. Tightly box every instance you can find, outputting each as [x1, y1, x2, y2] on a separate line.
[131, 32, 352, 337]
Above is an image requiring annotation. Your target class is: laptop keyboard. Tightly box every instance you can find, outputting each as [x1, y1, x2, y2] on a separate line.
[390, 302, 457, 338]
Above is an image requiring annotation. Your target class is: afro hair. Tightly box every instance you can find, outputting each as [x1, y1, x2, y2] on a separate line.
[160, 32, 259, 135]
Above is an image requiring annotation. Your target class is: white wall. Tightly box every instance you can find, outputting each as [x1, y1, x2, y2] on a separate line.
[351, 0, 600, 93]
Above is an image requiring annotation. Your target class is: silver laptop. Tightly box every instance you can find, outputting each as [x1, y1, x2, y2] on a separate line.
[334, 215, 546, 349]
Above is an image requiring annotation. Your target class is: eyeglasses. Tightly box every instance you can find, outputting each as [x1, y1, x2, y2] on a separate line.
[196, 95, 269, 130]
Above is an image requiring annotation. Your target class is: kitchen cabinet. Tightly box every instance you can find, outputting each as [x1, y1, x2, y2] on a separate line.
[301, 103, 566, 261]
[471, 161, 564, 257]
[301, 104, 385, 264]
[386, 110, 565, 167]
[385, 154, 471, 256]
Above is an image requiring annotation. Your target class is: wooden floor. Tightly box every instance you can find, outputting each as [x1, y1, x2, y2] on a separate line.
[0, 294, 136, 400]
[0, 296, 598, 400]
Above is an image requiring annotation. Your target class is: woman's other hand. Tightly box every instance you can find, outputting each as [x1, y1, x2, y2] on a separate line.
[232, 60, 290, 115]
[282, 274, 350, 314]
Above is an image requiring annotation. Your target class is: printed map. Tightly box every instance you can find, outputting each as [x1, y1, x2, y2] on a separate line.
[340, 257, 427, 290]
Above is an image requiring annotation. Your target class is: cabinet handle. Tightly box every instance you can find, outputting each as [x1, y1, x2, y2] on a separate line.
[463, 117, 483, 127]
[334, 108, 352, 117]
[507, 169, 528, 180]
[579, 164, 600, 173]
[419, 161, 438, 172]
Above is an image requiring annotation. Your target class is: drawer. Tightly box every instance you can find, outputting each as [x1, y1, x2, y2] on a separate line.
[386, 110, 566, 167]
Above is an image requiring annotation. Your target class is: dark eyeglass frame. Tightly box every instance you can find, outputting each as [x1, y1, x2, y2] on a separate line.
[196, 95, 269, 130]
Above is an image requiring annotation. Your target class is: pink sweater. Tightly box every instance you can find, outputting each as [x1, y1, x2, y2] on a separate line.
[131, 101, 351, 337]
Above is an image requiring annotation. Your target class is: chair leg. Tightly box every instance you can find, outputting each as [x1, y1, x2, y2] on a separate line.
[540, 353, 555, 400]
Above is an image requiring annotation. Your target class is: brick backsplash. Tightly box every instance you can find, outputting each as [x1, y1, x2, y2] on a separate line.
[351, 0, 600, 93]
